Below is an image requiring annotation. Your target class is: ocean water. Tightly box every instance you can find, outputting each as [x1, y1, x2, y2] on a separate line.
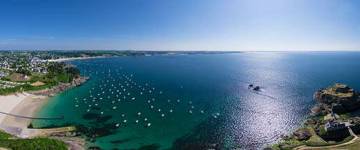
[32, 52, 360, 149]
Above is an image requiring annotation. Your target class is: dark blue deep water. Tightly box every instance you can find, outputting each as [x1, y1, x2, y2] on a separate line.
[33, 52, 360, 149]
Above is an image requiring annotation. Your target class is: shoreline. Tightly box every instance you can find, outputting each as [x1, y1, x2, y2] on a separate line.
[0, 92, 50, 136]
[0, 76, 89, 149]
[45, 56, 107, 62]
[0, 92, 85, 149]
[270, 83, 360, 150]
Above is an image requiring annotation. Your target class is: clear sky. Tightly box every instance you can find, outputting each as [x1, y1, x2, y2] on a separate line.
[0, 0, 359, 51]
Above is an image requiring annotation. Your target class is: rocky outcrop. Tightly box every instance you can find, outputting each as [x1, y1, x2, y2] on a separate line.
[271, 84, 360, 149]
[72, 76, 88, 86]
[30, 76, 89, 96]
[313, 83, 360, 113]
[311, 103, 331, 116]
[293, 128, 311, 141]
[349, 117, 360, 134]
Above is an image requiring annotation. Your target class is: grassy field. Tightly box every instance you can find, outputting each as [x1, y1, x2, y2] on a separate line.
[328, 139, 360, 150]
[271, 138, 305, 150]
[270, 127, 356, 150]
[0, 130, 67, 150]
[304, 127, 328, 146]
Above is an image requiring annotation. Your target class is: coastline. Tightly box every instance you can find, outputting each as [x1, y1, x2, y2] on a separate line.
[270, 83, 360, 150]
[0, 92, 85, 149]
[0, 76, 89, 130]
[0, 76, 89, 149]
[45, 56, 107, 62]
[0, 92, 49, 136]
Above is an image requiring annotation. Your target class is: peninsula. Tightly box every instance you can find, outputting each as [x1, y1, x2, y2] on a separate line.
[271, 83, 360, 150]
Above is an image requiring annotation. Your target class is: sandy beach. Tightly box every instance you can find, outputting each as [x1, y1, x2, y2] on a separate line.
[0, 93, 31, 124]
[0, 93, 50, 137]
[0, 93, 49, 128]
[0, 93, 84, 149]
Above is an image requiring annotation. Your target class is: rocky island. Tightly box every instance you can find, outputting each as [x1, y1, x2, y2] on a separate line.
[271, 83, 360, 150]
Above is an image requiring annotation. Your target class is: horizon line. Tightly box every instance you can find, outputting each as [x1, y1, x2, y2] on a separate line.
[1, 49, 360, 52]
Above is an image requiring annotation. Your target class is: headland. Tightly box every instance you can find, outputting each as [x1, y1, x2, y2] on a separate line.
[271, 83, 360, 150]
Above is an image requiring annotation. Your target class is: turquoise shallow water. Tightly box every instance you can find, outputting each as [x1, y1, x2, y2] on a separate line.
[32, 52, 360, 149]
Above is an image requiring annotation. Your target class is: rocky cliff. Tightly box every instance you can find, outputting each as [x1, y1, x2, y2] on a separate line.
[313, 83, 360, 113]
[30, 76, 89, 96]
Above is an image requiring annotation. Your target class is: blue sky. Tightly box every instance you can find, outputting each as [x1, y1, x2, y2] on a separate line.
[0, 0, 359, 51]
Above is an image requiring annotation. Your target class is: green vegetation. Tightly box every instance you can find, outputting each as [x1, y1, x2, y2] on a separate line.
[339, 113, 351, 120]
[271, 138, 304, 150]
[318, 125, 326, 136]
[271, 83, 360, 150]
[0, 130, 67, 150]
[0, 138, 67, 150]
[0, 62, 80, 95]
[270, 120, 359, 150]
[339, 136, 355, 144]
[321, 139, 360, 150]
[304, 127, 328, 146]
[0, 131, 11, 140]
[0, 82, 53, 95]
[46, 62, 80, 83]
[305, 134, 328, 146]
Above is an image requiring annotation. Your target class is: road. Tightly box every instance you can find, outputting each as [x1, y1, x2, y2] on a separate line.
[294, 126, 359, 150]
